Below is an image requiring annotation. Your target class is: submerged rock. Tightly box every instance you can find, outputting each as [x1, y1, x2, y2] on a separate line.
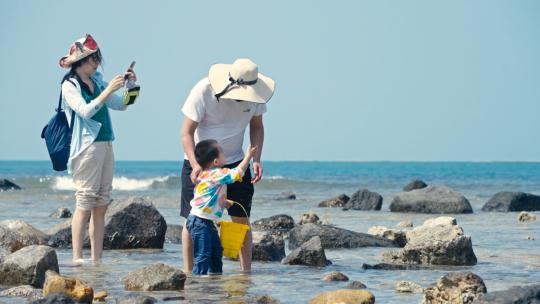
[282, 236, 331, 267]
[390, 185, 473, 214]
[32, 293, 76, 304]
[403, 179, 428, 192]
[276, 192, 296, 200]
[288, 223, 395, 250]
[396, 281, 423, 293]
[298, 212, 322, 225]
[165, 224, 183, 244]
[0, 285, 43, 301]
[482, 191, 540, 212]
[422, 272, 486, 304]
[518, 211, 537, 222]
[0, 179, 22, 191]
[346, 281, 367, 289]
[361, 263, 423, 270]
[318, 194, 350, 208]
[367, 226, 407, 247]
[123, 263, 186, 291]
[115, 294, 157, 304]
[382, 216, 477, 266]
[343, 189, 383, 211]
[0, 220, 48, 249]
[255, 294, 281, 304]
[323, 271, 349, 282]
[43, 270, 93, 304]
[0, 245, 59, 288]
[472, 284, 540, 304]
[252, 231, 285, 262]
[309, 289, 375, 304]
[50, 208, 72, 219]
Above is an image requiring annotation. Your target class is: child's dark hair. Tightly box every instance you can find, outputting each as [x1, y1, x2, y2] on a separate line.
[195, 139, 220, 168]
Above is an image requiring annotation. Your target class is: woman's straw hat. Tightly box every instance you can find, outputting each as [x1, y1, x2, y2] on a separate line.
[59, 34, 99, 68]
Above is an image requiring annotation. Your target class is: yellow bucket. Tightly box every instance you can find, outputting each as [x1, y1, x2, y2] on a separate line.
[219, 201, 250, 259]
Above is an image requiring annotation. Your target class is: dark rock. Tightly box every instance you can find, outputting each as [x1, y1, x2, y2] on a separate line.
[31, 293, 76, 304]
[276, 191, 296, 200]
[288, 223, 395, 250]
[298, 212, 322, 225]
[322, 271, 349, 282]
[361, 263, 423, 270]
[0, 220, 48, 250]
[0, 179, 21, 191]
[123, 263, 186, 291]
[482, 191, 540, 212]
[390, 185, 473, 214]
[50, 208, 72, 219]
[115, 294, 157, 304]
[318, 194, 350, 208]
[383, 217, 477, 266]
[282, 236, 331, 267]
[252, 231, 285, 262]
[403, 179, 428, 192]
[102, 197, 167, 249]
[0, 245, 59, 288]
[422, 272, 486, 304]
[346, 281, 367, 289]
[473, 284, 540, 304]
[165, 224, 182, 244]
[46, 220, 75, 249]
[255, 294, 281, 304]
[343, 189, 383, 211]
[252, 214, 295, 237]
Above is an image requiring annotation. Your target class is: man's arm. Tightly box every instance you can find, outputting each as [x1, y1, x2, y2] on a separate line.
[181, 116, 202, 183]
[250, 115, 264, 183]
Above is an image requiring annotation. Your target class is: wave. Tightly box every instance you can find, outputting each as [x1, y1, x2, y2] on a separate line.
[53, 176, 172, 191]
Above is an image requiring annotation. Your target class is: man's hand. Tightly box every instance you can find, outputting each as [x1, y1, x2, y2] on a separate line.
[190, 164, 202, 184]
[251, 161, 263, 184]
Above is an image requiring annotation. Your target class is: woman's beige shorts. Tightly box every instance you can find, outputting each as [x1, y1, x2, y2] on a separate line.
[72, 141, 114, 211]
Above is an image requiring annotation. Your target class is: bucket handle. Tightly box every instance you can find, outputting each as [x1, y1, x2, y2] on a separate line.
[218, 200, 250, 224]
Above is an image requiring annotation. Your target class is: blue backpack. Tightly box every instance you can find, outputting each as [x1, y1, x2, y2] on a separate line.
[41, 80, 76, 171]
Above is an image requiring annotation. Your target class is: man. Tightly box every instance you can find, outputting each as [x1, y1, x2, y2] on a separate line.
[180, 58, 275, 272]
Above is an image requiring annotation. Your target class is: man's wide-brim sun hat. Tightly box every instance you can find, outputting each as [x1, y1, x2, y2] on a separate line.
[209, 58, 275, 104]
[59, 34, 99, 68]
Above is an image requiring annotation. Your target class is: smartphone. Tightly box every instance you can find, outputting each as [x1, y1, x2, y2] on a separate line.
[124, 61, 136, 80]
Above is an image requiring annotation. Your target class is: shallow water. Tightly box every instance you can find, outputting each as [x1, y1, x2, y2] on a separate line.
[0, 161, 539, 303]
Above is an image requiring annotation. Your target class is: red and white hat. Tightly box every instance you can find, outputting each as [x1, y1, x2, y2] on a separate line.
[59, 34, 99, 68]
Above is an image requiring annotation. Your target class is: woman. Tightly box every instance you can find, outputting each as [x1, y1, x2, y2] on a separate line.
[59, 34, 137, 264]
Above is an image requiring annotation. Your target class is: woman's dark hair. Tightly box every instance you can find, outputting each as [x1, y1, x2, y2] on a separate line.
[195, 139, 220, 168]
[61, 49, 103, 95]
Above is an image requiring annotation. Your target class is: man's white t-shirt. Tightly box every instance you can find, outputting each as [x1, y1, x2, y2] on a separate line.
[182, 77, 267, 164]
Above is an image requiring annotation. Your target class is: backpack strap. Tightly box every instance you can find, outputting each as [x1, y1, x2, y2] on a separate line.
[59, 79, 77, 129]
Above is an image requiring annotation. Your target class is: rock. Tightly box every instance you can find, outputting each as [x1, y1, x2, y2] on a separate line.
[0, 245, 58, 288]
[123, 263, 186, 291]
[482, 191, 540, 212]
[367, 226, 407, 247]
[252, 231, 285, 262]
[403, 179, 428, 192]
[383, 216, 477, 266]
[31, 293, 76, 304]
[396, 281, 423, 293]
[0, 224, 24, 253]
[0, 285, 43, 301]
[50, 208, 72, 219]
[390, 185, 473, 214]
[165, 224, 182, 244]
[93, 290, 107, 302]
[361, 263, 423, 270]
[527, 235, 535, 240]
[43, 270, 93, 303]
[102, 197, 167, 249]
[276, 191, 296, 200]
[343, 189, 383, 211]
[252, 214, 295, 237]
[115, 294, 157, 304]
[318, 194, 350, 208]
[0, 179, 21, 191]
[309, 289, 375, 304]
[518, 211, 537, 222]
[396, 220, 414, 228]
[0, 220, 48, 249]
[255, 294, 281, 304]
[322, 271, 349, 281]
[422, 272, 486, 304]
[472, 284, 540, 304]
[347, 281, 367, 289]
[282, 236, 331, 267]
[46, 220, 74, 249]
[288, 223, 395, 250]
[298, 212, 322, 225]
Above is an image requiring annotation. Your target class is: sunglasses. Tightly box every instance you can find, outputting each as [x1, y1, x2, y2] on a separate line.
[70, 34, 98, 54]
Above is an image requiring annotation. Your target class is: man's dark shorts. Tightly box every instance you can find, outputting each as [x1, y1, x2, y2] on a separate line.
[180, 159, 254, 219]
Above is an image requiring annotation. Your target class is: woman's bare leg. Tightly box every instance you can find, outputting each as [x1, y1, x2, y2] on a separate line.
[89, 205, 108, 261]
[72, 207, 91, 262]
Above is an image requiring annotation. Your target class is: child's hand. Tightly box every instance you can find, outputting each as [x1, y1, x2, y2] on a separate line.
[246, 144, 258, 159]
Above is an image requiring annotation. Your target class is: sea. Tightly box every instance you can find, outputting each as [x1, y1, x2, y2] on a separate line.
[0, 161, 539, 303]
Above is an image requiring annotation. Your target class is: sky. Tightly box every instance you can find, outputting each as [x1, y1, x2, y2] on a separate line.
[1, 0, 539, 162]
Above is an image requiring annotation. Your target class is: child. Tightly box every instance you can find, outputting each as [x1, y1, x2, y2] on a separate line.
[186, 139, 256, 275]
